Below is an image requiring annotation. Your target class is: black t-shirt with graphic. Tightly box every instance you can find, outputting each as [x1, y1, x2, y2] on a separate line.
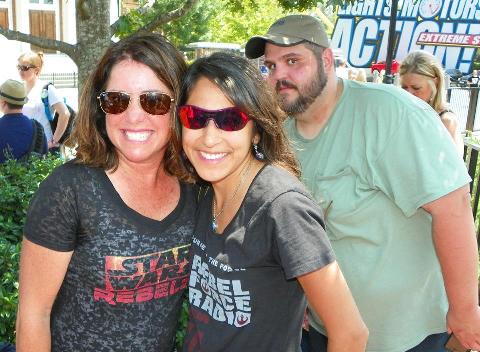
[183, 164, 335, 352]
[24, 161, 197, 352]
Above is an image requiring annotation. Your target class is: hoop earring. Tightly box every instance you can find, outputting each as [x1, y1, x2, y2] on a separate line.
[252, 143, 265, 160]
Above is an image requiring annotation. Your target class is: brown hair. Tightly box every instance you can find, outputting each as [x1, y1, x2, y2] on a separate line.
[172, 52, 300, 182]
[66, 33, 187, 173]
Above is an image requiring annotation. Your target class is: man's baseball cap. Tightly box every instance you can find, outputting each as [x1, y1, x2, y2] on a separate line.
[0, 79, 28, 105]
[245, 14, 330, 59]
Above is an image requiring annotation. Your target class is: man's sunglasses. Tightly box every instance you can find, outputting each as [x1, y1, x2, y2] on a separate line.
[17, 65, 36, 72]
[97, 91, 174, 115]
[178, 105, 250, 131]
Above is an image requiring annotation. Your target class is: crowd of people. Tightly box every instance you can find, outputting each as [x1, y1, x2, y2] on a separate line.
[0, 51, 71, 162]
[1, 12, 479, 352]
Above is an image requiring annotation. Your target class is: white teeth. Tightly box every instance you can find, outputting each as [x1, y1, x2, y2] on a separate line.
[125, 131, 151, 141]
[200, 151, 226, 160]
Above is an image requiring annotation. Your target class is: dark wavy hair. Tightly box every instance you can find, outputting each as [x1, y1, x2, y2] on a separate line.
[171, 52, 300, 182]
[66, 33, 187, 173]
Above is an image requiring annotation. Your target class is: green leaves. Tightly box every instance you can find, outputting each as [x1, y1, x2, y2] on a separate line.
[0, 154, 62, 343]
[113, 0, 349, 48]
[0, 238, 20, 342]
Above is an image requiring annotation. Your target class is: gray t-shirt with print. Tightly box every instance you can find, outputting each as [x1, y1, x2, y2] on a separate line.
[24, 162, 197, 352]
[183, 164, 335, 352]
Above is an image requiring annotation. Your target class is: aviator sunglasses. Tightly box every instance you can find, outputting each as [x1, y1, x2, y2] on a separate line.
[178, 105, 250, 131]
[97, 91, 174, 115]
[17, 64, 36, 72]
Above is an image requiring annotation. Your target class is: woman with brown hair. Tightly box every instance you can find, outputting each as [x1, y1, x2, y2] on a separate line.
[173, 52, 368, 352]
[16, 33, 197, 352]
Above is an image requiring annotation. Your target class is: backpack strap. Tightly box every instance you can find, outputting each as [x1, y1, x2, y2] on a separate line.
[41, 83, 54, 121]
[28, 119, 47, 156]
[26, 119, 38, 157]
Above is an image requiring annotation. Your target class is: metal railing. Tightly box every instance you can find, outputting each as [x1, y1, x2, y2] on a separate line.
[448, 87, 480, 132]
[463, 138, 480, 250]
[39, 72, 78, 88]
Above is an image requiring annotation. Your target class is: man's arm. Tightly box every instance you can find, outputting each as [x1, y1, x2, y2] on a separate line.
[422, 185, 480, 350]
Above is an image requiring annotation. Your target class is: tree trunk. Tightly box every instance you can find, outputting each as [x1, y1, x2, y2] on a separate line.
[0, 0, 201, 100]
[74, 0, 112, 95]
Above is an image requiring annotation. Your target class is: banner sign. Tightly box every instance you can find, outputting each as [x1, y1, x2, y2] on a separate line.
[331, 0, 480, 72]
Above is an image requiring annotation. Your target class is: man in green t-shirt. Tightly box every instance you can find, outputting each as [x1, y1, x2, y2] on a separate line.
[246, 14, 480, 352]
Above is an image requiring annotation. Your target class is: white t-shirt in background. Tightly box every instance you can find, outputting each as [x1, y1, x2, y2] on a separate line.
[23, 80, 62, 141]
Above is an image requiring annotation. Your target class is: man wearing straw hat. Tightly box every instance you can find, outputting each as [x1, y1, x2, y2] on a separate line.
[0, 79, 47, 162]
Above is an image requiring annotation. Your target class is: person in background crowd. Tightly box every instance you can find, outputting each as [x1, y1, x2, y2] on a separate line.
[246, 14, 480, 352]
[0, 79, 47, 162]
[348, 68, 367, 83]
[400, 50, 464, 155]
[174, 52, 367, 352]
[334, 57, 349, 79]
[17, 51, 70, 150]
[469, 69, 479, 87]
[16, 33, 197, 352]
[0, 342, 15, 352]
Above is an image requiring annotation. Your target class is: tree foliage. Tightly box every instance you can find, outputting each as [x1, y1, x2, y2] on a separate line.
[0, 0, 351, 91]
[207, 0, 289, 45]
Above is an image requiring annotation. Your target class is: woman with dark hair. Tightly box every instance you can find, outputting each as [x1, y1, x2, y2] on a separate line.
[172, 52, 368, 352]
[16, 33, 196, 352]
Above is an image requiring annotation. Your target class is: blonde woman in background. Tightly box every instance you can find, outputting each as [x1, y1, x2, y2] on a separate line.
[400, 50, 464, 155]
[355, 68, 367, 82]
[348, 68, 367, 82]
[17, 51, 70, 150]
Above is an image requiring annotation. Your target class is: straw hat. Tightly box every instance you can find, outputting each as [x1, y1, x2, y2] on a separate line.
[0, 79, 28, 105]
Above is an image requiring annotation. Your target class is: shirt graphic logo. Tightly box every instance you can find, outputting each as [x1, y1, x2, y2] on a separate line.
[189, 253, 251, 327]
[94, 244, 190, 305]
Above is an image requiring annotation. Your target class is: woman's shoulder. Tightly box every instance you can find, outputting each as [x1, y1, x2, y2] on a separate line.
[43, 160, 101, 189]
[252, 164, 311, 201]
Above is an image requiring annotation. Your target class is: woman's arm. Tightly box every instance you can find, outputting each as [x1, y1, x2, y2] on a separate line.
[298, 262, 368, 352]
[439, 111, 464, 157]
[16, 239, 73, 352]
[48, 101, 70, 148]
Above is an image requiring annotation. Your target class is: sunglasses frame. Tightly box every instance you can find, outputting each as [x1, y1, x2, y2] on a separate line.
[17, 64, 36, 72]
[178, 105, 251, 132]
[97, 90, 174, 116]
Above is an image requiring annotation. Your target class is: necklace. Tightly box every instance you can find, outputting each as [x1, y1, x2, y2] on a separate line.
[212, 159, 253, 233]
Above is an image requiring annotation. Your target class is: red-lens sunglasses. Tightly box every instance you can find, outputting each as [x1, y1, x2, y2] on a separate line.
[98, 91, 174, 115]
[178, 105, 250, 131]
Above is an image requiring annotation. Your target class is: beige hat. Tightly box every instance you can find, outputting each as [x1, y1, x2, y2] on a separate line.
[245, 15, 330, 59]
[0, 79, 28, 105]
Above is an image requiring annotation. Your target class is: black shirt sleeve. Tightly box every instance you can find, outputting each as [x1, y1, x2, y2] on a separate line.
[24, 163, 79, 251]
[269, 190, 336, 280]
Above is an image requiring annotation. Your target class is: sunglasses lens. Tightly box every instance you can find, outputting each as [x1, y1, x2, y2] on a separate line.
[178, 105, 205, 129]
[17, 65, 31, 71]
[178, 105, 249, 131]
[99, 91, 130, 114]
[139, 92, 172, 115]
[217, 108, 250, 131]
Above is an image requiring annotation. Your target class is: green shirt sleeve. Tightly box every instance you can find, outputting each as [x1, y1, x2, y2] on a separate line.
[371, 104, 470, 217]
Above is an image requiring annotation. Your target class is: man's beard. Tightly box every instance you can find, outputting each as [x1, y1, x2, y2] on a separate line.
[275, 68, 327, 116]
